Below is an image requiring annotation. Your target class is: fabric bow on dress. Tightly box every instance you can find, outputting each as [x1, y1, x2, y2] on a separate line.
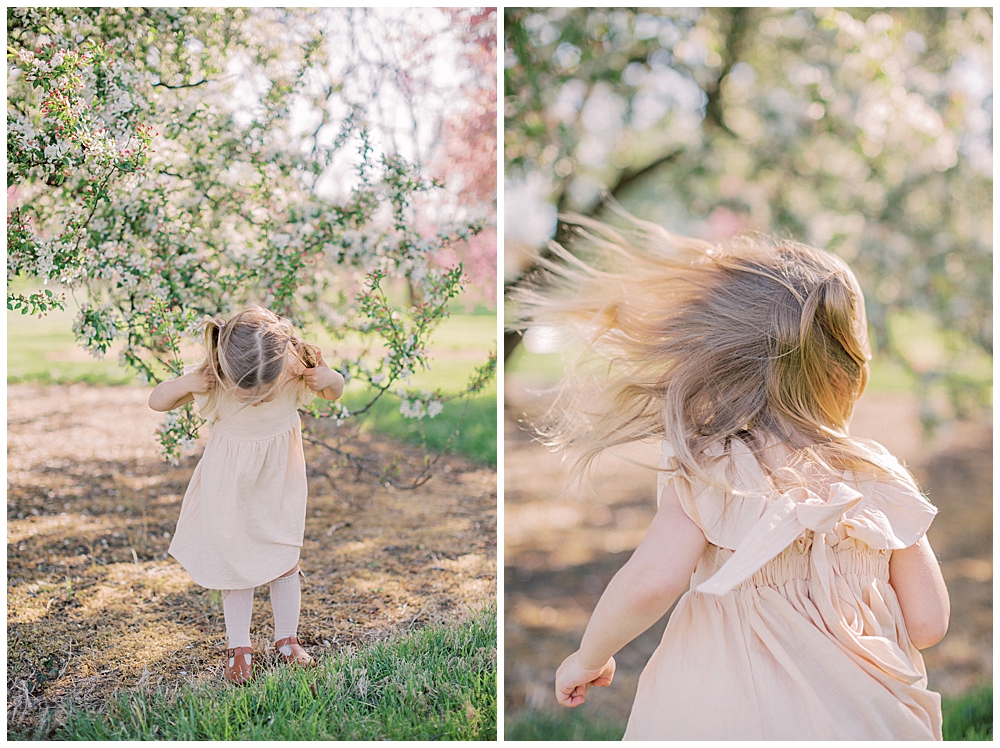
[696, 482, 863, 595]
[696, 481, 924, 684]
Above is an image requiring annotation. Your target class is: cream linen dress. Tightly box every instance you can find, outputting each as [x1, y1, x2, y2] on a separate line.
[168, 369, 314, 591]
[624, 436, 942, 741]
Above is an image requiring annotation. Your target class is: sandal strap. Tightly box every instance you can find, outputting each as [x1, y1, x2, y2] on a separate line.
[274, 636, 315, 667]
[225, 646, 254, 685]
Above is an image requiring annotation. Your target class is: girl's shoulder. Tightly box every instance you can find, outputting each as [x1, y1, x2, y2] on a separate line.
[658, 437, 769, 549]
[659, 435, 936, 551]
[837, 438, 938, 550]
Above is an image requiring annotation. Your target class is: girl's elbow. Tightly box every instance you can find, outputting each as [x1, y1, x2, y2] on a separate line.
[621, 563, 684, 613]
[318, 386, 342, 402]
[148, 392, 170, 412]
[908, 611, 949, 650]
[325, 374, 345, 401]
[899, 594, 950, 650]
[148, 386, 186, 412]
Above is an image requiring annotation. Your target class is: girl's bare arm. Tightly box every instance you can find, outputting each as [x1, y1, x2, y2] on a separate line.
[889, 536, 950, 649]
[556, 482, 707, 707]
[148, 370, 213, 412]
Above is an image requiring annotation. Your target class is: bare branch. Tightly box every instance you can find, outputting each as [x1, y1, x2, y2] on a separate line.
[152, 79, 209, 90]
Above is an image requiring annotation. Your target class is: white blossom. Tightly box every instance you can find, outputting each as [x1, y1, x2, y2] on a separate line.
[399, 398, 427, 419]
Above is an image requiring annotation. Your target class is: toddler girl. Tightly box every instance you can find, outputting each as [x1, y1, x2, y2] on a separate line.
[512, 213, 950, 740]
[149, 306, 345, 685]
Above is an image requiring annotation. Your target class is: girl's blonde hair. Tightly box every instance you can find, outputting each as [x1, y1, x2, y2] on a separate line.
[510, 210, 917, 491]
[196, 306, 320, 409]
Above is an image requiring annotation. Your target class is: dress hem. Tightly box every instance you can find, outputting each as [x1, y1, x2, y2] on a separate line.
[169, 547, 301, 591]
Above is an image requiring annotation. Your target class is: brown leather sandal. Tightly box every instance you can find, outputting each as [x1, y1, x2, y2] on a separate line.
[274, 636, 316, 668]
[225, 646, 255, 685]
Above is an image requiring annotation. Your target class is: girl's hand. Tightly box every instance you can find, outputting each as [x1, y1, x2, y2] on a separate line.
[188, 368, 216, 395]
[555, 651, 616, 708]
[302, 353, 336, 390]
[302, 352, 345, 401]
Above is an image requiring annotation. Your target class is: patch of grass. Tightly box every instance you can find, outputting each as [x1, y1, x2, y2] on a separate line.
[888, 311, 992, 383]
[943, 683, 992, 741]
[53, 607, 496, 741]
[447, 301, 495, 317]
[343, 390, 497, 467]
[866, 356, 918, 394]
[504, 344, 570, 386]
[302, 299, 497, 394]
[505, 709, 626, 741]
[7, 293, 135, 385]
[504, 684, 993, 741]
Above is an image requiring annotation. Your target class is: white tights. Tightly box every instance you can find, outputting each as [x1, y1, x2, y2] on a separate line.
[221, 567, 302, 648]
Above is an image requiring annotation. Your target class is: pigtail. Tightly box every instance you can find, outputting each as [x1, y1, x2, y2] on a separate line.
[199, 319, 225, 384]
[289, 337, 321, 368]
[800, 279, 863, 430]
[187, 318, 228, 419]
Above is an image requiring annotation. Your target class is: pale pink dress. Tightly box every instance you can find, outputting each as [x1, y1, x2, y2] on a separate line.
[168, 370, 314, 591]
[624, 436, 942, 740]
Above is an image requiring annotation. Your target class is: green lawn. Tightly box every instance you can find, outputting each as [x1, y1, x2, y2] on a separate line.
[505, 709, 627, 741]
[46, 607, 496, 741]
[7, 285, 135, 385]
[942, 683, 993, 741]
[505, 683, 993, 740]
[8, 283, 496, 391]
[342, 388, 497, 467]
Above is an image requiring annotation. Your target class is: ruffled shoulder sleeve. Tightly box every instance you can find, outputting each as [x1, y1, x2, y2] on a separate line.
[842, 446, 937, 550]
[658, 438, 772, 550]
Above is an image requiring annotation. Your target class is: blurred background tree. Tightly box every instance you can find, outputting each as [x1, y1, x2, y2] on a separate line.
[504, 7, 991, 428]
[430, 8, 498, 299]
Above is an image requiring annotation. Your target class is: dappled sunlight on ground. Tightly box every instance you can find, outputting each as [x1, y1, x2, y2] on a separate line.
[7, 384, 496, 736]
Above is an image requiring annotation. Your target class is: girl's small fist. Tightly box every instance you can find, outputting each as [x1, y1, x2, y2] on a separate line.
[302, 353, 338, 391]
[189, 368, 216, 394]
[555, 652, 616, 708]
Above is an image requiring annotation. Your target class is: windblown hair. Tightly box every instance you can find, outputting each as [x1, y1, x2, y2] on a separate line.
[195, 306, 320, 410]
[509, 210, 916, 492]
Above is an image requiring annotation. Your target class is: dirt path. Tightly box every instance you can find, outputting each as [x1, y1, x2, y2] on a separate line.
[7, 383, 497, 737]
[504, 383, 992, 723]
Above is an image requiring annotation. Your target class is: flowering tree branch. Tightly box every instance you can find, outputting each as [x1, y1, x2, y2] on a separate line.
[8, 8, 497, 479]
